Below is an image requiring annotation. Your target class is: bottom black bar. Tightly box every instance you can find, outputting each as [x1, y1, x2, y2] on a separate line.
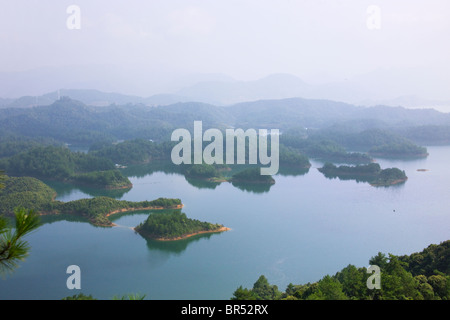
[2, 299, 447, 318]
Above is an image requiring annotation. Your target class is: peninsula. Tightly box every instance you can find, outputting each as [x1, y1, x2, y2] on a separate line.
[0, 175, 182, 227]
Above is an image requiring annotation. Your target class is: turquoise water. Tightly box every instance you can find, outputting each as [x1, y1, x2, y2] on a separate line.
[1, 146, 449, 300]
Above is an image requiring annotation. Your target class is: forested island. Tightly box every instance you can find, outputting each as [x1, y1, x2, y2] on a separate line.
[318, 163, 408, 186]
[231, 168, 275, 184]
[182, 164, 276, 186]
[231, 240, 450, 300]
[182, 163, 225, 181]
[134, 210, 229, 241]
[279, 145, 311, 168]
[0, 175, 182, 227]
[73, 170, 132, 190]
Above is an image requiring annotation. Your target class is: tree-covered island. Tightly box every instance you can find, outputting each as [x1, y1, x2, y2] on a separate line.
[318, 163, 408, 186]
[231, 168, 275, 184]
[182, 164, 276, 185]
[134, 210, 229, 241]
[73, 170, 132, 190]
[182, 163, 226, 182]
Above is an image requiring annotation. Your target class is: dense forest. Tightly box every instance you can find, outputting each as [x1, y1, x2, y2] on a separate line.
[278, 145, 311, 168]
[135, 210, 226, 241]
[231, 168, 275, 184]
[281, 128, 429, 163]
[0, 97, 441, 156]
[280, 135, 373, 164]
[319, 162, 382, 177]
[73, 170, 132, 189]
[0, 145, 131, 189]
[231, 240, 450, 300]
[308, 127, 420, 150]
[0, 135, 60, 159]
[0, 176, 56, 214]
[182, 163, 222, 180]
[395, 125, 450, 145]
[368, 142, 428, 158]
[93, 138, 311, 171]
[89, 139, 175, 165]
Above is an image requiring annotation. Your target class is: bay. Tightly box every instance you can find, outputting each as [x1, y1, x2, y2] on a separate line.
[0, 146, 449, 300]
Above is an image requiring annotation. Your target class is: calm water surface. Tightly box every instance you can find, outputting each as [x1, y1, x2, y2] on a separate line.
[1, 146, 449, 300]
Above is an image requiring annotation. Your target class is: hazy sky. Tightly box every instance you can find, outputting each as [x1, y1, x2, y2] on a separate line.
[0, 0, 449, 90]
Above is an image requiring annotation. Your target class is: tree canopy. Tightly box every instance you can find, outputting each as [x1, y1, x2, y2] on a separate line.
[232, 241, 450, 300]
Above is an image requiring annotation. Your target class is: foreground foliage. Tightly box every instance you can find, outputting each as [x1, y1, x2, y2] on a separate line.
[232, 241, 450, 300]
[0, 208, 41, 275]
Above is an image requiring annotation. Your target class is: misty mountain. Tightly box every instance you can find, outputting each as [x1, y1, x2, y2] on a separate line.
[227, 98, 450, 130]
[3, 64, 450, 110]
[228, 98, 360, 129]
[0, 89, 192, 109]
[0, 97, 13, 106]
[359, 95, 450, 110]
[175, 70, 450, 107]
[175, 73, 314, 105]
[0, 65, 237, 100]
[1, 96, 450, 146]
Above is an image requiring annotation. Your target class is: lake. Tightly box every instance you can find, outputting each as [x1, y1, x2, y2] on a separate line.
[1, 146, 449, 300]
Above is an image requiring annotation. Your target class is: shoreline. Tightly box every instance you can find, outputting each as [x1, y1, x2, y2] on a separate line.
[69, 180, 133, 190]
[104, 204, 184, 218]
[134, 226, 231, 241]
[369, 152, 429, 158]
[37, 204, 184, 217]
[370, 178, 408, 187]
[231, 179, 275, 185]
[40, 176, 133, 190]
[35, 204, 184, 227]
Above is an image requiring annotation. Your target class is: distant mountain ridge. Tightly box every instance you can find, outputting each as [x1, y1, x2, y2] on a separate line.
[2, 68, 450, 109]
[0, 89, 192, 109]
[175, 73, 314, 106]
